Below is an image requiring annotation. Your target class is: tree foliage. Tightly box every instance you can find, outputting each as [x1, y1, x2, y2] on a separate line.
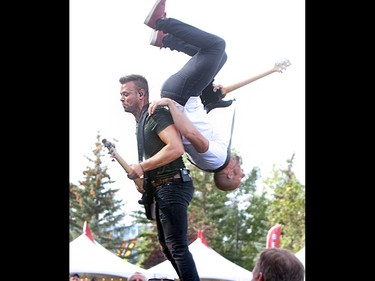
[263, 153, 305, 253]
[185, 151, 270, 271]
[69, 132, 126, 252]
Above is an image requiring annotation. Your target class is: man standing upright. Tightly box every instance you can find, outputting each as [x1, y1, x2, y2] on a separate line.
[117, 73, 199, 281]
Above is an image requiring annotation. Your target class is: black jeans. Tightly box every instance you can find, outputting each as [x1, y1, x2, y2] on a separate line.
[154, 178, 199, 281]
[156, 18, 227, 106]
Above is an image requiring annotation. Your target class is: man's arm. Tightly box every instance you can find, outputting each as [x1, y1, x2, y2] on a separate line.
[143, 123, 185, 169]
[127, 123, 185, 180]
[148, 98, 209, 153]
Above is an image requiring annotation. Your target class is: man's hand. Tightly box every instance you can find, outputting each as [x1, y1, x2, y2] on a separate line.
[127, 163, 144, 180]
[213, 83, 226, 96]
[148, 97, 173, 115]
[127, 163, 146, 193]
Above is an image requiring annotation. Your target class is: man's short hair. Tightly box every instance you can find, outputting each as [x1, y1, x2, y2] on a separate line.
[253, 248, 304, 281]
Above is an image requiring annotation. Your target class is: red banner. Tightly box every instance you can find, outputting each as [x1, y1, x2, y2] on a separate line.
[83, 221, 95, 243]
[266, 224, 282, 248]
[197, 229, 209, 247]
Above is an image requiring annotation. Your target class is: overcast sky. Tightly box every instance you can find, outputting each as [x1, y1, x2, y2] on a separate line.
[70, 0, 305, 223]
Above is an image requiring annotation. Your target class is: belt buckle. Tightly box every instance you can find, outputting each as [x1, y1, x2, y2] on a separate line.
[152, 173, 180, 187]
[152, 177, 171, 188]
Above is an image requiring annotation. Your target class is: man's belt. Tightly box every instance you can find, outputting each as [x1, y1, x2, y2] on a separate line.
[151, 173, 181, 188]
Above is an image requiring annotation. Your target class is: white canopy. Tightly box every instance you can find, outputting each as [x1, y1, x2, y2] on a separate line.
[295, 246, 305, 281]
[146, 233, 252, 281]
[295, 246, 305, 267]
[69, 223, 146, 277]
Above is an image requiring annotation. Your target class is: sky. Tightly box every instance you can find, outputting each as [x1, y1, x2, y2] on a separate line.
[70, 0, 305, 223]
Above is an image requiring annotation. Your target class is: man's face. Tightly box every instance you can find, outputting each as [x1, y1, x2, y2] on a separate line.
[70, 276, 80, 281]
[231, 155, 245, 179]
[227, 155, 245, 190]
[120, 81, 140, 114]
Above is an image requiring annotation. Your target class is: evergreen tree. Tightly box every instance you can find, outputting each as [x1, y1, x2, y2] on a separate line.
[186, 151, 270, 271]
[210, 166, 270, 271]
[125, 210, 161, 268]
[69, 132, 126, 253]
[131, 224, 165, 269]
[263, 153, 305, 252]
[187, 160, 228, 241]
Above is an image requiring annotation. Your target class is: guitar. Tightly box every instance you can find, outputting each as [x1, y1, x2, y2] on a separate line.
[221, 58, 291, 97]
[102, 138, 155, 220]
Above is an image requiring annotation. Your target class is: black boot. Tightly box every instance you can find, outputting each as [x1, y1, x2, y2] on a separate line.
[200, 80, 234, 113]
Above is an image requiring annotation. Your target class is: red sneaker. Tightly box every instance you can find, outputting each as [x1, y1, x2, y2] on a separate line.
[144, 0, 167, 29]
[150, 30, 167, 48]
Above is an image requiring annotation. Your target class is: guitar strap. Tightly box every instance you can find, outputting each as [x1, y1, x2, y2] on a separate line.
[136, 103, 155, 220]
[137, 103, 149, 163]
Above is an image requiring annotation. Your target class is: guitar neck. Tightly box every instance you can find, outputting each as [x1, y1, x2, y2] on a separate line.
[222, 68, 278, 96]
[113, 153, 144, 189]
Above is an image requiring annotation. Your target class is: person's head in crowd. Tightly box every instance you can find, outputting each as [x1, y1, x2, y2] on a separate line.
[251, 248, 304, 281]
[148, 279, 174, 281]
[128, 272, 147, 281]
[70, 273, 80, 281]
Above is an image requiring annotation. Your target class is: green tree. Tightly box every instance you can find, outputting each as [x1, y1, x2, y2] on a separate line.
[70, 132, 126, 253]
[131, 224, 165, 268]
[263, 153, 305, 253]
[125, 211, 161, 268]
[186, 151, 270, 271]
[187, 160, 228, 240]
[208, 166, 270, 271]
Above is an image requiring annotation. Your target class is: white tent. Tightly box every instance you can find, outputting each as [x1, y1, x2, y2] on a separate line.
[295, 246, 305, 267]
[146, 232, 252, 281]
[70, 222, 146, 277]
[295, 246, 305, 281]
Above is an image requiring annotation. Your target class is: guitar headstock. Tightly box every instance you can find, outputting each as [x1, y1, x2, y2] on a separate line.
[102, 138, 115, 149]
[273, 58, 291, 73]
[102, 138, 116, 161]
[102, 139, 115, 149]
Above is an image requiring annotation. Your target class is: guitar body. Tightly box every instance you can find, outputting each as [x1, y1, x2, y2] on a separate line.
[138, 179, 155, 220]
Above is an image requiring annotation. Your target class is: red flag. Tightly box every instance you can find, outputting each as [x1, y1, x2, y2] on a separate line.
[266, 224, 282, 248]
[83, 221, 95, 243]
[197, 229, 209, 247]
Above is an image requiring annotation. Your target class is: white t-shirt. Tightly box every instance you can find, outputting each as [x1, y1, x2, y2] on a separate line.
[174, 96, 228, 170]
